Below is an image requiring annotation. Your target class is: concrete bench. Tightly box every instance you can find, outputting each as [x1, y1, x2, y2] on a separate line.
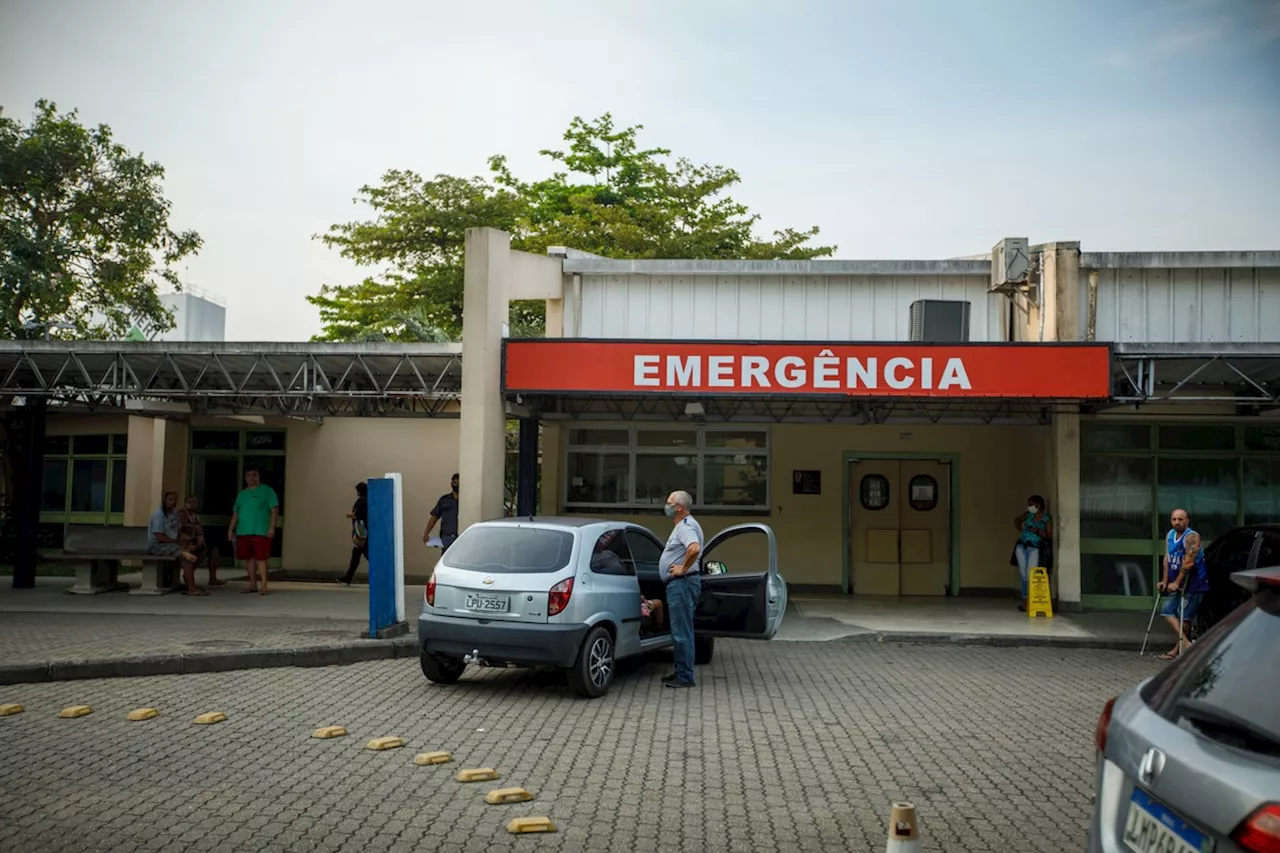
[41, 525, 180, 596]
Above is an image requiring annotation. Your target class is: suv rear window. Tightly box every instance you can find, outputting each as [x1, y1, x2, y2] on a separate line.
[444, 526, 575, 574]
[1146, 589, 1280, 757]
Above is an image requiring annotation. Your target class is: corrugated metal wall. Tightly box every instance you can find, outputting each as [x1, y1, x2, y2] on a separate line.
[1080, 267, 1280, 343]
[572, 274, 1007, 341]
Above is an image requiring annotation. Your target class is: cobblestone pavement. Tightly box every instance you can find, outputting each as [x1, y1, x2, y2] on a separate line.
[0, 640, 1162, 853]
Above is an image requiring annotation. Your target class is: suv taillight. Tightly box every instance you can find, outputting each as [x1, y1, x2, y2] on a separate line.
[548, 578, 574, 617]
[1234, 804, 1280, 853]
[1094, 696, 1116, 754]
[426, 575, 436, 607]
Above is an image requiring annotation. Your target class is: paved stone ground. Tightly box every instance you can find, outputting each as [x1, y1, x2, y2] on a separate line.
[0, 640, 1162, 853]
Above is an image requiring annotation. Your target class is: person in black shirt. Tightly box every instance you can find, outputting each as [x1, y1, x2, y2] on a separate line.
[339, 482, 368, 585]
[422, 473, 460, 552]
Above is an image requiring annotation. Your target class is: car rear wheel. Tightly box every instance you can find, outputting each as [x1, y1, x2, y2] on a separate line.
[694, 635, 715, 665]
[420, 652, 466, 685]
[568, 626, 615, 699]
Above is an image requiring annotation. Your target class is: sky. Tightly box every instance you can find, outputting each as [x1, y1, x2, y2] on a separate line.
[2, 0, 1278, 341]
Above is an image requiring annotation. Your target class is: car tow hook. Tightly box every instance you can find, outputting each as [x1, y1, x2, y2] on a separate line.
[463, 649, 489, 667]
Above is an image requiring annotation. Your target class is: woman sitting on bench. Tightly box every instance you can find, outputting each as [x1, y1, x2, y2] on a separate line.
[148, 491, 204, 596]
[178, 495, 223, 586]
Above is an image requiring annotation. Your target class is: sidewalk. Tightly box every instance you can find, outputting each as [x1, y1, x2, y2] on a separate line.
[0, 572, 1156, 684]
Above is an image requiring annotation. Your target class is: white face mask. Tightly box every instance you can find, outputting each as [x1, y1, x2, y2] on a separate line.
[1027, 506, 1038, 514]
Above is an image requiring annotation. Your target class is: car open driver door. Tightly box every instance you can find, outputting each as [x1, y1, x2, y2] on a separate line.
[693, 522, 788, 639]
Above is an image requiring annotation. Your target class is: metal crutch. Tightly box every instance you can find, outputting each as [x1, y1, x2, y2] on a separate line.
[1177, 590, 1186, 654]
[1139, 591, 1162, 657]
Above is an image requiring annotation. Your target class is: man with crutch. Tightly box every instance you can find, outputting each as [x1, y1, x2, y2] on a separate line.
[1146, 508, 1209, 661]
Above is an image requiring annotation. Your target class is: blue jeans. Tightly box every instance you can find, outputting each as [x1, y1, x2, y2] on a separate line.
[1014, 543, 1041, 598]
[1160, 592, 1203, 623]
[666, 573, 701, 684]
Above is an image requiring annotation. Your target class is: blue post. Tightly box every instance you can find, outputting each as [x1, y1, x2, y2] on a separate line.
[363, 477, 407, 638]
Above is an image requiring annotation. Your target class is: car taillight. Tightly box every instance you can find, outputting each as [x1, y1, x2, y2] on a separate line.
[548, 578, 574, 617]
[1234, 804, 1280, 853]
[426, 575, 436, 607]
[1094, 696, 1117, 754]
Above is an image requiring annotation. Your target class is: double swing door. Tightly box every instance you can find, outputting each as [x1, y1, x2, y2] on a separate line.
[849, 459, 951, 596]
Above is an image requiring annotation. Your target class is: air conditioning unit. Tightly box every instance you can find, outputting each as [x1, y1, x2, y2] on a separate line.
[909, 300, 971, 342]
[990, 237, 1030, 292]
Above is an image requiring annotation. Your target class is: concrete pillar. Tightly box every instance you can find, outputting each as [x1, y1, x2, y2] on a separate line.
[458, 228, 512, 530]
[1053, 410, 1082, 610]
[123, 415, 168, 526]
[1040, 242, 1082, 342]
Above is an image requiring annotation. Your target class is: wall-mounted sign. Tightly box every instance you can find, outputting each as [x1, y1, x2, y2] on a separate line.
[503, 340, 1112, 399]
[792, 470, 821, 495]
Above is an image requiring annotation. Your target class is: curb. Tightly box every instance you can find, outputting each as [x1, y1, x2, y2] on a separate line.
[0, 636, 418, 685]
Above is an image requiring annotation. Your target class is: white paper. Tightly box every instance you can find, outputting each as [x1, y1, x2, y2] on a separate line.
[426, 536, 444, 549]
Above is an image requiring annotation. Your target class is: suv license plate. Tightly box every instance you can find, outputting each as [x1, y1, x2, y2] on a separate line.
[465, 593, 509, 613]
[1123, 789, 1213, 853]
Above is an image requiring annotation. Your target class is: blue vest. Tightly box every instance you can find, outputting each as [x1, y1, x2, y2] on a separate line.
[1166, 528, 1209, 593]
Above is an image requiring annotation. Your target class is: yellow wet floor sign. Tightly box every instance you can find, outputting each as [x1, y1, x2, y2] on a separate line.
[1028, 567, 1053, 618]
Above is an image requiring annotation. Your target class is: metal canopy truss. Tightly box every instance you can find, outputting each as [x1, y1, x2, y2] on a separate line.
[0, 342, 462, 418]
[1109, 343, 1280, 407]
[520, 394, 1083, 425]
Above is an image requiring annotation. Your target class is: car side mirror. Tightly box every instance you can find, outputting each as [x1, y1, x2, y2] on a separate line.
[705, 561, 727, 575]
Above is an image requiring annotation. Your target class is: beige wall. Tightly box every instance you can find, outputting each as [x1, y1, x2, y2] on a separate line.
[280, 417, 460, 577]
[545, 421, 1053, 591]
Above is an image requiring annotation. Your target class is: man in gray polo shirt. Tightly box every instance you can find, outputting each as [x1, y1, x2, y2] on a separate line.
[659, 489, 703, 689]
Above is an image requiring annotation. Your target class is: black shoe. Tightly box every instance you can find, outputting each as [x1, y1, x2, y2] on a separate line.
[664, 680, 695, 689]
[661, 672, 679, 683]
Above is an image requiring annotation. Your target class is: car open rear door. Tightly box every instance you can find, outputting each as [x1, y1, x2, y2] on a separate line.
[693, 522, 787, 639]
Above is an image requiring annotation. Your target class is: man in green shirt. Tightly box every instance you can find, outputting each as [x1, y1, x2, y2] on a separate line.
[228, 466, 279, 596]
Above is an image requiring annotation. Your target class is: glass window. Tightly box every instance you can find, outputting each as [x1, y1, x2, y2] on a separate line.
[1081, 456, 1153, 539]
[111, 434, 128, 454]
[1081, 553, 1155, 598]
[41, 459, 68, 511]
[624, 529, 663, 571]
[908, 475, 939, 511]
[70, 459, 108, 513]
[243, 456, 286, 515]
[589, 529, 632, 575]
[565, 453, 630, 504]
[191, 430, 240, 451]
[635, 430, 697, 448]
[568, 428, 628, 447]
[1157, 458, 1238, 542]
[444, 526, 575, 574]
[1082, 423, 1151, 452]
[1243, 460, 1280, 527]
[1256, 535, 1280, 568]
[635, 454, 697, 505]
[192, 456, 241, 516]
[43, 436, 69, 455]
[1157, 425, 1235, 451]
[860, 475, 890, 511]
[1243, 426, 1280, 453]
[1169, 593, 1280, 748]
[244, 431, 285, 452]
[703, 454, 768, 507]
[704, 430, 768, 449]
[72, 434, 109, 455]
[1206, 530, 1258, 571]
[110, 459, 127, 514]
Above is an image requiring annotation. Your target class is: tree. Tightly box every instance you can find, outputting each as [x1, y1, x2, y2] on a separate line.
[309, 113, 835, 341]
[0, 99, 202, 340]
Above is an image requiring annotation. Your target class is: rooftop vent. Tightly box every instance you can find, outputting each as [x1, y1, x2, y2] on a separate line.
[909, 300, 971, 342]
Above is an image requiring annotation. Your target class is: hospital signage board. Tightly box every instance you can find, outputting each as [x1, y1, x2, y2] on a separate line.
[503, 340, 1112, 399]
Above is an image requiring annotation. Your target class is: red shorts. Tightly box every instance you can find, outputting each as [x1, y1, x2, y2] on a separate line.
[234, 535, 271, 561]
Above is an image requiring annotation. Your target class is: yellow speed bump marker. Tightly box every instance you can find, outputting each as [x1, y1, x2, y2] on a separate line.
[414, 751, 453, 765]
[365, 736, 405, 751]
[193, 712, 226, 725]
[485, 787, 533, 805]
[506, 816, 556, 834]
[58, 705, 93, 718]
[126, 708, 159, 721]
[312, 726, 347, 739]
[455, 768, 499, 783]
[0, 704, 23, 716]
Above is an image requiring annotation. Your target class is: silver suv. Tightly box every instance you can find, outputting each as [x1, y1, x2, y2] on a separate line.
[417, 517, 788, 698]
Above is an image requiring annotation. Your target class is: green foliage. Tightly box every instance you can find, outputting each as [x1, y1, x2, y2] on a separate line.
[0, 99, 201, 339]
[310, 114, 834, 341]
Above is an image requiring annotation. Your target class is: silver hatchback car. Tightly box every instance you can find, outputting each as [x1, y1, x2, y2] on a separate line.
[417, 517, 788, 698]
[1087, 567, 1280, 853]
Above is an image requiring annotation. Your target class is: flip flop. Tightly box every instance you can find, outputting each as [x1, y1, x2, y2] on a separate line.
[208, 579, 227, 586]
[182, 589, 209, 596]
[1158, 650, 1180, 660]
[259, 589, 270, 596]
[241, 587, 259, 594]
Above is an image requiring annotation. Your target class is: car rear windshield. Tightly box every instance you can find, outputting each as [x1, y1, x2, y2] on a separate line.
[1151, 589, 1280, 756]
[444, 526, 575, 574]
